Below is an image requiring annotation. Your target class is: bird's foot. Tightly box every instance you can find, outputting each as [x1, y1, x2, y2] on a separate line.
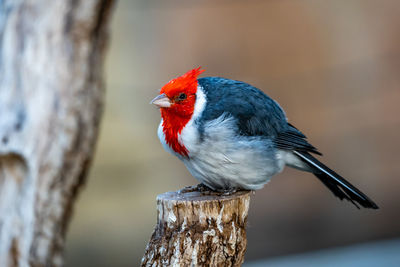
[220, 188, 239, 196]
[178, 184, 245, 196]
[196, 183, 213, 193]
[178, 183, 213, 194]
[178, 185, 197, 194]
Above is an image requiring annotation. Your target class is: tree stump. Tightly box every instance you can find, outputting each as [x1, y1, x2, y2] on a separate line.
[141, 188, 251, 267]
[0, 0, 115, 266]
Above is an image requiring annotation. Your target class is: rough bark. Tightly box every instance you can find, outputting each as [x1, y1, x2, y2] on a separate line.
[142, 189, 251, 267]
[0, 0, 115, 266]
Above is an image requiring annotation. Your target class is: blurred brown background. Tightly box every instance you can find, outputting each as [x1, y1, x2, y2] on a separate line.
[65, 0, 400, 266]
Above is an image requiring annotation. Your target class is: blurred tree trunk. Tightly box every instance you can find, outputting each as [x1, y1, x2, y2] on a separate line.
[0, 0, 114, 266]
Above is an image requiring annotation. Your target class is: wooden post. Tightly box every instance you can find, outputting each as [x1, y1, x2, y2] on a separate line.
[141, 188, 251, 267]
[0, 0, 115, 266]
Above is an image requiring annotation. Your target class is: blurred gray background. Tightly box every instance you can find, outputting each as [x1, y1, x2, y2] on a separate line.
[65, 0, 400, 266]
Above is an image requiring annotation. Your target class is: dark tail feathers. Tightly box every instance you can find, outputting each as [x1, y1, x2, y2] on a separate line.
[293, 151, 378, 209]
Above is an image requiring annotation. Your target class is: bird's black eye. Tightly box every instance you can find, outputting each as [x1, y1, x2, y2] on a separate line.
[178, 93, 187, 100]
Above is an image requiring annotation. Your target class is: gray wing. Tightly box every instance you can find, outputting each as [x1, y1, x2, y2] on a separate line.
[197, 77, 320, 155]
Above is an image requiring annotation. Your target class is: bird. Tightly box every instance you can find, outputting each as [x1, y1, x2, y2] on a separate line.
[150, 67, 378, 209]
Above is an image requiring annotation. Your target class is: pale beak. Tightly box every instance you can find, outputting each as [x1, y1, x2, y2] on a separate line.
[150, 93, 172, 108]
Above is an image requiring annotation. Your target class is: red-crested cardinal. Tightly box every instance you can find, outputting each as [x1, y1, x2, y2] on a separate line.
[151, 67, 378, 209]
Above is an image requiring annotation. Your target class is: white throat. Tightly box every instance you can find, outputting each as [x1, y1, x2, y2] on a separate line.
[192, 85, 207, 121]
[177, 85, 207, 155]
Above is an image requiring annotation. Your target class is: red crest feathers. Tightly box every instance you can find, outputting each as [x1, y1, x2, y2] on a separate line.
[161, 67, 205, 97]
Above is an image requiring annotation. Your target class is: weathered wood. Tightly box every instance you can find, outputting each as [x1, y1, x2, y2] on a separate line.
[142, 188, 251, 267]
[0, 0, 115, 266]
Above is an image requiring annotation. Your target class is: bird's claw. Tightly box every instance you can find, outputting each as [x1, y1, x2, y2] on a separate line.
[220, 188, 238, 196]
[178, 183, 213, 194]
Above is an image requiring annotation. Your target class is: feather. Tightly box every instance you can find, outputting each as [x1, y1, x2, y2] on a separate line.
[293, 151, 379, 209]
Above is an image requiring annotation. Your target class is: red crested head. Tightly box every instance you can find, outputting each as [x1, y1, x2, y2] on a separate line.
[159, 67, 204, 117]
[151, 67, 205, 157]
